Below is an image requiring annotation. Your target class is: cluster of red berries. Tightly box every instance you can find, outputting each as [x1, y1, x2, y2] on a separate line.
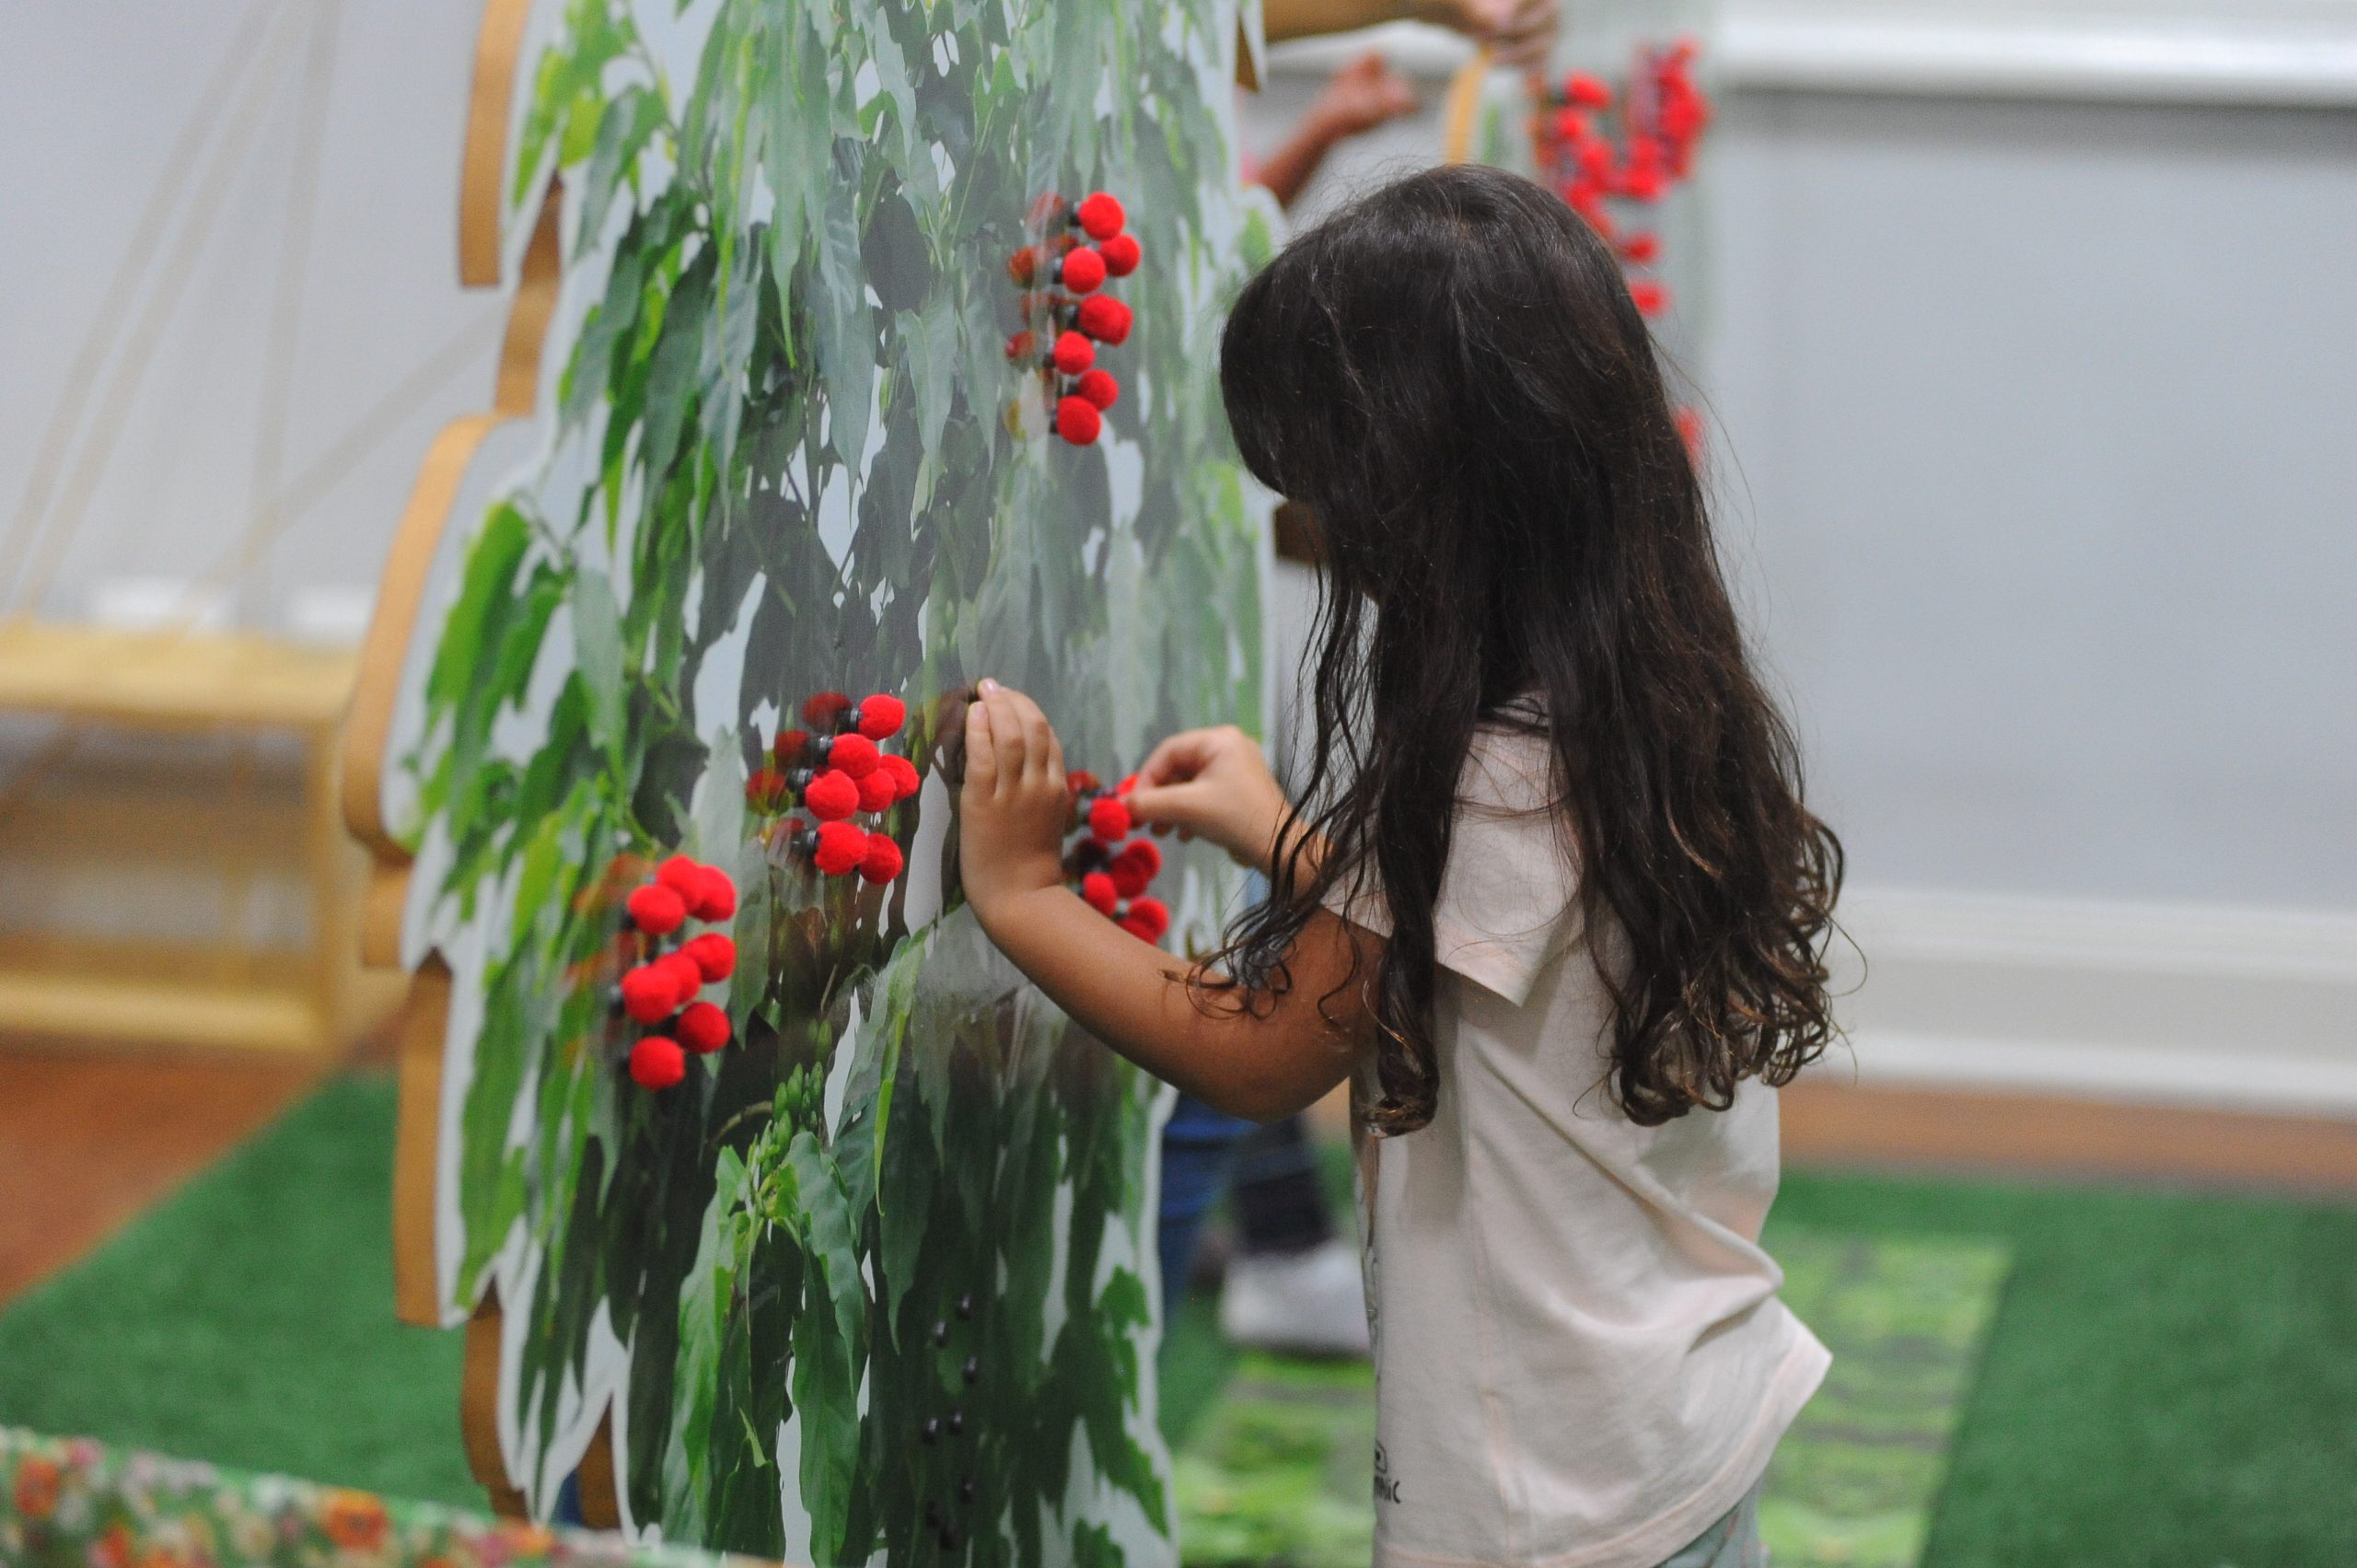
[1063, 770, 1170, 945]
[618, 856, 739, 1091]
[746, 691, 919, 884]
[1004, 192, 1139, 447]
[1529, 41, 1711, 319]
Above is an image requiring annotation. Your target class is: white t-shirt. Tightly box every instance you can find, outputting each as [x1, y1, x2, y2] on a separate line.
[1329, 723, 1829, 1568]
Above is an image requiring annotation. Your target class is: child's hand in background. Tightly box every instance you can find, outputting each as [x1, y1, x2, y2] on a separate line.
[958, 680, 1072, 925]
[1306, 51, 1418, 141]
[1127, 726, 1295, 873]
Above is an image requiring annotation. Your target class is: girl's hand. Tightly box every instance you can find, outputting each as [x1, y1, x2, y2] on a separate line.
[958, 680, 1072, 927]
[1409, 0, 1561, 67]
[1126, 726, 1295, 873]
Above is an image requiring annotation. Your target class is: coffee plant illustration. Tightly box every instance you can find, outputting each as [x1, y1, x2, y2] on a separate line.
[369, 0, 1272, 1561]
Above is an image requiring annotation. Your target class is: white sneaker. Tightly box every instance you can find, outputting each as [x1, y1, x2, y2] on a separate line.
[1217, 1237, 1372, 1358]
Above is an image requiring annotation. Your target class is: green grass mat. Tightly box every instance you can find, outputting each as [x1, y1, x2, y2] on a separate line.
[7, 1076, 2357, 1566]
[1167, 1230, 2009, 1568]
[0, 1075, 476, 1507]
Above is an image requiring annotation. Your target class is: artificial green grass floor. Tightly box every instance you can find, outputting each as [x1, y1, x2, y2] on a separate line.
[6, 1074, 2357, 1565]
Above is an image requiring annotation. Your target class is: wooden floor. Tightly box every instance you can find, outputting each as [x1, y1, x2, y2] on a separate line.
[0, 1044, 327, 1305]
[5, 1049, 2356, 1308]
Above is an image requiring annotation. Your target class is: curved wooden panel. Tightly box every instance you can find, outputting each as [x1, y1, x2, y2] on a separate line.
[392, 956, 454, 1325]
[459, 0, 536, 288]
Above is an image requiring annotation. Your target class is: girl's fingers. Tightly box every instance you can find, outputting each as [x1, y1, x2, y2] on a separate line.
[962, 699, 997, 792]
[984, 691, 1028, 780]
[1138, 727, 1219, 786]
[1007, 690, 1056, 781]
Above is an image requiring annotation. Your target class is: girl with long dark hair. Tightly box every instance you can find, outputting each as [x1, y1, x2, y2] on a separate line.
[958, 163, 1842, 1567]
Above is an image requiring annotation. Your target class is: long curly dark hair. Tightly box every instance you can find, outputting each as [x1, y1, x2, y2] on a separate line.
[1213, 164, 1842, 1132]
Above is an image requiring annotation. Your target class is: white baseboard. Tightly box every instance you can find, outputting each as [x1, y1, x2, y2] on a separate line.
[1816, 888, 2357, 1118]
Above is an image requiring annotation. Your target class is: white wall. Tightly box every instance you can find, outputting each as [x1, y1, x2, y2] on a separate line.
[0, 0, 495, 631]
[1246, 5, 2357, 1113]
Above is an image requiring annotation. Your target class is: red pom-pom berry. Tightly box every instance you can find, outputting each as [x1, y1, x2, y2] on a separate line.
[1058, 246, 1106, 295]
[1629, 280, 1669, 317]
[1565, 72, 1612, 108]
[1051, 330, 1096, 375]
[683, 932, 737, 983]
[1114, 773, 1140, 795]
[629, 1036, 686, 1090]
[1056, 396, 1102, 445]
[1075, 192, 1125, 240]
[1109, 857, 1151, 900]
[1117, 914, 1156, 942]
[857, 770, 898, 813]
[1004, 329, 1036, 362]
[745, 767, 788, 809]
[1620, 231, 1660, 264]
[878, 753, 922, 802]
[690, 865, 736, 920]
[1066, 769, 1101, 795]
[812, 819, 867, 876]
[657, 949, 705, 998]
[1080, 872, 1120, 915]
[1075, 296, 1132, 345]
[1116, 837, 1161, 878]
[620, 963, 681, 1024]
[1087, 795, 1132, 844]
[854, 694, 906, 740]
[1074, 369, 1119, 410]
[1097, 233, 1141, 276]
[804, 769, 861, 820]
[656, 855, 702, 899]
[824, 733, 881, 778]
[773, 727, 810, 762]
[677, 1001, 731, 1055]
[1006, 246, 1038, 285]
[859, 832, 905, 885]
[1127, 896, 1170, 940]
[803, 691, 852, 726]
[626, 884, 687, 935]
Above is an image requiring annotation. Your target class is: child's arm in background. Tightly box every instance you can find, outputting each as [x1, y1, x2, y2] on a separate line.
[1254, 52, 1419, 211]
[958, 682, 1376, 1123]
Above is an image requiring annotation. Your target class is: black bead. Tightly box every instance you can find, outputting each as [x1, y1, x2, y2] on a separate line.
[947, 1409, 965, 1436]
[924, 1502, 942, 1527]
[959, 1478, 976, 1504]
[922, 1418, 940, 1444]
[961, 1356, 979, 1384]
[938, 1525, 959, 1550]
[956, 1294, 974, 1319]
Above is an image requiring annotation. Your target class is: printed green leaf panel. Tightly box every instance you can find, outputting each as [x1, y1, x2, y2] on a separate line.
[380, 2, 1274, 1562]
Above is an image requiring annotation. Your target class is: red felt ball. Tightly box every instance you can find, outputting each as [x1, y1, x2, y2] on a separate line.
[1006, 246, 1038, 285]
[657, 949, 705, 997]
[802, 691, 852, 726]
[677, 1000, 732, 1055]
[1629, 279, 1670, 317]
[1004, 329, 1036, 362]
[859, 831, 905, 885]
[1115, 773, 1140, 795]
[656, 855, 701, 899]
[626, 884, 687, 935]
[1066, 768, 1101, 796]
[620, 963, 680, 1025]
[825, 732, 881, 778]
[812, 819, 867, 876]
[804, 769, 861, 821]
[878, 753, 922, 802]
[1097, 233, 1141, 276]
[1051, 330, 1096, 376]
[1620, 231, 1661, 264]
[1056, 396, 1102, 445]
[629, 1036, 686, 1090]
[857, 769, 898, 813]
[1116, 836, 1162, 878]
[1080, 872, 1120, 915]
[1087, 795, 1132, 844]
[1565, 71, 1612, 108]
[682, 932, 737, 983]
[773, 727, 810, 762]
[1075, 295, 1132, 345]
[689, 865, 736, 921]
[1075, 191, 1125, 240]
[1127, 896, 1170, 940]
[1074, 369, 1119, 411]
[1058, 246, 1106, 295]
[1109, 857, 1151, 900]
[855, 693, 906, 740]
[1117, 914, 1156, 943]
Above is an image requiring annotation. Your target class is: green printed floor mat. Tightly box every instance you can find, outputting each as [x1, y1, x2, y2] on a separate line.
[1172, 1229, 2011, 1568]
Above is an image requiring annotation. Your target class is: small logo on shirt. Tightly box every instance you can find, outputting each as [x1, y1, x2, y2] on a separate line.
[1373, 1442, 1402, 1505]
